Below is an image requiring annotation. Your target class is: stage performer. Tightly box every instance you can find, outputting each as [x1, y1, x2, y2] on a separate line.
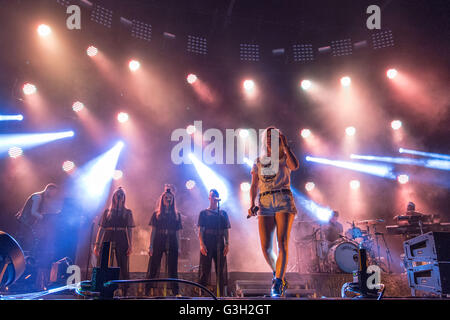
[198, 189, 230, 297]
[323, 210, 344, 243]
[15, 183, 61, 290]
[248, 127, 299, 297]
[94, 187, 135, 296]
[146, 185, 182, 296]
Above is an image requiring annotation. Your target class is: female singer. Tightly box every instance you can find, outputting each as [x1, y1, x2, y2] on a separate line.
[248, 127, 299, 297]
[146, 186, 182, 296]
[94, 187, 135, 296]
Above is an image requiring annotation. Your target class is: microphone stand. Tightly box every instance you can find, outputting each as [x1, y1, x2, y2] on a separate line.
[216, 199, 221, 298]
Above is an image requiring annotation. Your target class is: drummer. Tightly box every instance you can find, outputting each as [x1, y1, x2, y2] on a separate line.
[323, 210, 343, 243]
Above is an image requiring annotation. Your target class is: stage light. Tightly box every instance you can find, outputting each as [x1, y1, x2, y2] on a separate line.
[188, 153, 229, 203]
[0, 115, 23, 121]
[391, 120, 402, 130]
[305, 182, 315, 192]
[86, 46, 98, 57]
[243, 80, 255, 91]
[129, 60, 140, 72]
[112, 170, 123, 180]
[345, 126, 356, 136]
[23, 83, 36, 95]
[351, 153, 450, 171]
[301, 80, 312, 90]
[8, 147, 23, 159]
[186, 180, 196, 190]
[243, 157, 254, 168]
[350, 180, 360, 190]
[305, 156, 395, 179]
[72, 101, 84, 113]
[291, 187, 332, 222]
[340, 76, 351, 87]
[399, 148, 450, 161]
[301, 129, 312, 139]
[239, 129, 249, 139]
[240, 182, 251, 192]
[186, 125, 196, 135]
[0, 130, 75, 154]
[62, 160, 75, 173]
[74, 141, 125, 207]
[397, 174, 409, 184]
[187, 74, 197, 84]
[117, 112, 129, 123]
[387, 68, 398, 79]
[37, 24, 51, 37]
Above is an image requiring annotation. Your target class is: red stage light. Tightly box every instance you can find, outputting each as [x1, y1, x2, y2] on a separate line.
[391, 120, 402, 130]
[72, 101, 84, 112]
[23, 83, 37, 95]
[301, 129, 312, 139]
[387, 68, 398, 79]
[37, 24, 51, 37]
[186, 180, 196, 190]
[87, 46, 98, 57]
[129, 60, 140, 72]
[113, 170, 123, 180]
[117, 112, 129, 123]
[62, 161, 75, 173]
[340, 76, 351, 87]
[187, 74, 198, 84]
[305, 182, 315, 192]
[8, 147, 23, 159]
[397, 174, 409, 184]
[243, 80, 255, 91]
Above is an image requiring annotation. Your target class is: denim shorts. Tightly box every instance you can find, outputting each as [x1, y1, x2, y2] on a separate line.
[258, 191, 297, 216]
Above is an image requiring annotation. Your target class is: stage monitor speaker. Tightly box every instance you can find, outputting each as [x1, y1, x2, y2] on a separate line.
[407, 262, 450, 296]
[0, 231, 26, 288]
[404, 232, 450, 262]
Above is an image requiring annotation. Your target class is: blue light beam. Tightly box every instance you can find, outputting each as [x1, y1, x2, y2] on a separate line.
[188, 153, 229, 203]
[291, 187, 333, 222]
[0, 114, 23, 121]
[351, 154, 450, 171]
[305, 155, 396, 179]
[399, 148, 450, 161]
[0, 130, 74, 154]
[72, 141, 124, 213]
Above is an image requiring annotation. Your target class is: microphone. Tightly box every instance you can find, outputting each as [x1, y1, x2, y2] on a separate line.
[247, 206, 259, 219]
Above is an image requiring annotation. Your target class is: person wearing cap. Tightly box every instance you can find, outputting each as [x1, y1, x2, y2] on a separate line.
[197, 189, 231, 297]
[94, 187, 135, 296]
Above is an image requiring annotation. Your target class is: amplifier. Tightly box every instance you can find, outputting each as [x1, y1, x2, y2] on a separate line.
[403, 232, 450, 262]
[407, 262, 450, 295]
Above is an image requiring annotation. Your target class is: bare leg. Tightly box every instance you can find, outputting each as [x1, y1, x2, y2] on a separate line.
[258, 215, 277, 272]
[274, 212, 295, 280]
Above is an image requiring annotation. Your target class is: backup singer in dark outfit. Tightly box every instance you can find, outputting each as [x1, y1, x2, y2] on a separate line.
[94, 187, 135, 295]
[146, 187, 182, 295]
[198, 189, 231, 297]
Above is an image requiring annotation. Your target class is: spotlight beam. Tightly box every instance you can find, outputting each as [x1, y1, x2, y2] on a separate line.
[0, 115, 23, 121]
[188, 153, 229, 203]
[0, 130, 74, 154]
[72, 141, 125, 213]
[291, 187, 332, 222]
[305, 155, 395, 179]
[399, 148, 450, 161]
[351, 154, 450, 171]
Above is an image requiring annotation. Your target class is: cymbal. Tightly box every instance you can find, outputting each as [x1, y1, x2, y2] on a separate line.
[356, 219, 385, 225]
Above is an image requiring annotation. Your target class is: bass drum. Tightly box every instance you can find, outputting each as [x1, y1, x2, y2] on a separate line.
[326, 240, 359, 273]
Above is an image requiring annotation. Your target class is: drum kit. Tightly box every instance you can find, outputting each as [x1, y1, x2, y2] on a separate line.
[293, 218, 394, 274]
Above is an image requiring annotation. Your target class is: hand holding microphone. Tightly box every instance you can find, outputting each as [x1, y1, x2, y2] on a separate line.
[247, 205, 259, 219]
